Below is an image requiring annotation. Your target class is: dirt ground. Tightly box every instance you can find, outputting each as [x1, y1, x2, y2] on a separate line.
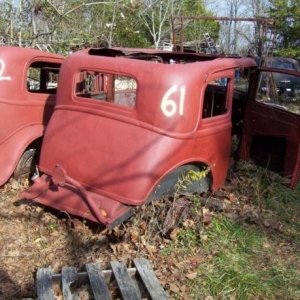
[1, 178, 202, 300]
[0, 169, 296, 300]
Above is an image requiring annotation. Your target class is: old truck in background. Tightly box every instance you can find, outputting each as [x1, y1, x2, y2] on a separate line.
[0, 47, 63, 186]
[20, 48, 300, 228]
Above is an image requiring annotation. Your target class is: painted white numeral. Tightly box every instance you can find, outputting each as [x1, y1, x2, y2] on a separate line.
[179, 86, 185, 115]
[161, 85, 186, 117]
[0, 59, 11, 81]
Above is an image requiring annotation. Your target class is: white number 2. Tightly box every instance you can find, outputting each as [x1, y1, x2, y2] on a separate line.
[0, 59, 11, 81]
[161, 85, 186, 117]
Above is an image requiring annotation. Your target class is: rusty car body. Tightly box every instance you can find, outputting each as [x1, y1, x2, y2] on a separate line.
[21, 48, 300, 228]
[0, 46, 63, 186]
[241, 66, 300, 188]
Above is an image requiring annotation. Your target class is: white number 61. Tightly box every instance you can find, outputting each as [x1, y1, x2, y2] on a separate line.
[161, 85, 186, 117]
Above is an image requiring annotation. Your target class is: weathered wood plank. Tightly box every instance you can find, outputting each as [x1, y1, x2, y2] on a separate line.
[61, 267, 78, 300]
[134, 258, 169, 300]
[110, 261, 141, 300]
[85, 263, 112, 300]
[37, 259, 167, 300]
[36, 267, 54, 300]
[52, 268, 137, 283]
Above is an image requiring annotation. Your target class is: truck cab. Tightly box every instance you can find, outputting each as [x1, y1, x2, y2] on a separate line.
[0, 47, 63, 186]
[21, 48, 300, 228]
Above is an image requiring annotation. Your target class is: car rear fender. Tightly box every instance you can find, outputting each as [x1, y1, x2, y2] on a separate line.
[146, 162, 213, 203]
[0, 124, 45, 186]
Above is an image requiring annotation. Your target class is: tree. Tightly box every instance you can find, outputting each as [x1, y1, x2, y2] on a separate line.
[138, 0, 176, 49]
[269, 0, 300, 57]
[111, 3, 151, 47]
[206, 0, 277, 56]
[216, 0, 255, 54]
[139, 0, 219, 50]
[0, 0, 142, 52]
[176, 1, 220, 46]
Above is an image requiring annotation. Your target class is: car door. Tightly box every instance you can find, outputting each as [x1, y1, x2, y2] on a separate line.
[239, 67, 300, 189]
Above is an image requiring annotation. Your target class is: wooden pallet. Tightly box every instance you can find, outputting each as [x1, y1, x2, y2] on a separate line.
[36, 257, 168, 300]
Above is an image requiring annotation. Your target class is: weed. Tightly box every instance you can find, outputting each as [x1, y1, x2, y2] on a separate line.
[47, 223, 56, 231]
[161, 244, 174, 257]
[174, 167, 212, 199]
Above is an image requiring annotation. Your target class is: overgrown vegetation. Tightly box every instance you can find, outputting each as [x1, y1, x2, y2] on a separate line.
[0, 161, 300, 299]
[153, 161, 300, 299]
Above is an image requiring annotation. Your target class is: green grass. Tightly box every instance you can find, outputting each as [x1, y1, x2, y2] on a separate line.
[159, 164, 300, 299]
[194, 216, 300, 299]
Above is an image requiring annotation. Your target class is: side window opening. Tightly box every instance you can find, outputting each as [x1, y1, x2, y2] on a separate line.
[76, 70, 137, 108]
[234, 67, 252, 92]
[202, 78, 228, 118]
[27, 62, 60, 94]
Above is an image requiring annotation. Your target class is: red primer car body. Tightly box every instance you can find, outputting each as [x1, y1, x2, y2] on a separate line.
[0, 46, 63, 186]
[21, 49, 300, 228]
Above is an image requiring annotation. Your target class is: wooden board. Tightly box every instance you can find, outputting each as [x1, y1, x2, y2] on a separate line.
[36, 258, 168, 300]
[134, 258, 169, 300]
[86, 263, 112, 300]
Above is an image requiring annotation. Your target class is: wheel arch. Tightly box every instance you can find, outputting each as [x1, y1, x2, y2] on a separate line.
[0, 125, 45, 186]
[146, 161, 213, 203]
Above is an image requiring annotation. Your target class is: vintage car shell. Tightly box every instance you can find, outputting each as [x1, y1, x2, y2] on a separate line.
[0, 46, 63, 186]
[21, 48, 258, 227]
[43, 52, 257, 195]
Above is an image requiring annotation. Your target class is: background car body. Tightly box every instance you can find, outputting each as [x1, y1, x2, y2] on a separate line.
[0, 46, 63, 186]
[258, 57, 300, 102]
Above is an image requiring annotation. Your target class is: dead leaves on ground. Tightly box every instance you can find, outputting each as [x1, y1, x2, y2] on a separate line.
[0, 163, 290, 299]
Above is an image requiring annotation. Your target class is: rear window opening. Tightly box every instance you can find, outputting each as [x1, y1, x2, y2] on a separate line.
[27, 62, 60, 94]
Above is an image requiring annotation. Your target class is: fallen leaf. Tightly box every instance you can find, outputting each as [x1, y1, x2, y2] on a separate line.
[8, 250, 20, 256]
[201, 234, 208, 241]
[186, 272, 197, 280]
[128, 227, 139, 242]
[202, 212, 213, 225]
[180, 285, 188, 293]
[182, 219, 195, 228]
[169, 282, 180, 293]
[229, 193, 238, 202]
[146, 245, 157, 256]
[170, 227, 180, 240]
[189, 255, 206, 264]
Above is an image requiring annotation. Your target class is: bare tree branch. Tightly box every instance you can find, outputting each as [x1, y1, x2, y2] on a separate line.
[46, 0, 125, 16]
